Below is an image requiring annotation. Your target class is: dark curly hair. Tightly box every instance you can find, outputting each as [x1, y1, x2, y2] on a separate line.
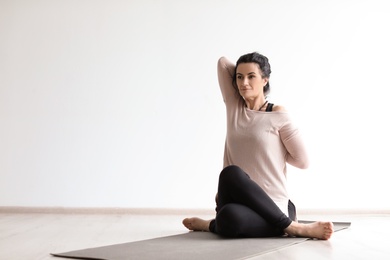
[233, 52, 272, 95]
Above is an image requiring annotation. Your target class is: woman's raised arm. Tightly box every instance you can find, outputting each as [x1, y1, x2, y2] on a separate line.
[217, 57, 238, 103]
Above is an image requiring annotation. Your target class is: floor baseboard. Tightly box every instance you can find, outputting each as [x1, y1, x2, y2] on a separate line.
[1, 206, 389, 215]
[0, 206, 214, 215]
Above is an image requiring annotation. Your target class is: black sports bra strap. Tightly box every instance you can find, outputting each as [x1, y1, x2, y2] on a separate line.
[266, 103, 274, 112]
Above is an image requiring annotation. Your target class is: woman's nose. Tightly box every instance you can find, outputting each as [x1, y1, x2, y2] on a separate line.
[242, 78, 249, 85]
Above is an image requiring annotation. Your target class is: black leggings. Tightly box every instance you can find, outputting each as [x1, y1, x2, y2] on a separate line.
[209, 165, 295, 238]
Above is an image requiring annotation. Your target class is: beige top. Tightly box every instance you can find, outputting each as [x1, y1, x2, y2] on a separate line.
[217, 57, 309, 215]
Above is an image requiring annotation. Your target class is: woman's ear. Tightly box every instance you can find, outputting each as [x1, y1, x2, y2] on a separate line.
[263, 78, 269, 87]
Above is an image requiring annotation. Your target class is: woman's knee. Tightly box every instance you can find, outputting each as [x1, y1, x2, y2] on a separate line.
[215, 204, 243, 237]
[216, 204, 283, 238]
[221, 165, 242, 175]
[219, 165, 248, 184]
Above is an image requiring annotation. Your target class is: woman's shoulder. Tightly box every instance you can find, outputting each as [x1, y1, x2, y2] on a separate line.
[269, 103, 287, 112]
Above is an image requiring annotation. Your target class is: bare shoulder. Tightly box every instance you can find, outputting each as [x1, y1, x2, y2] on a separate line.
[272, 104, 287, 112]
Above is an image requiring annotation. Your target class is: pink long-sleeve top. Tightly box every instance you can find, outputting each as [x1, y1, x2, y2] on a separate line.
[217, 56, 309, 215]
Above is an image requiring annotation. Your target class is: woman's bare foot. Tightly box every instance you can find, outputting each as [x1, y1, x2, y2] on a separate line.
[182, 217, 212, 232]
[284, 221, 334, 240]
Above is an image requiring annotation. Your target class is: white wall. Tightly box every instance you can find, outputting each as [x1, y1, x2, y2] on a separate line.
[1, 0, 389, 211]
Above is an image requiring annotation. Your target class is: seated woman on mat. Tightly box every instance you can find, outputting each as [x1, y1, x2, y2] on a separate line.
[183, 52, 333, 240]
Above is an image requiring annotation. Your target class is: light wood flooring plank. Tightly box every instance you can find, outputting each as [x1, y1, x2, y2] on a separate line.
[1, 213, 389, 260]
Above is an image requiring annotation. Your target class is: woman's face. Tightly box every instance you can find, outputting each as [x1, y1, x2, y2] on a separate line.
[236, 62, 268, 100]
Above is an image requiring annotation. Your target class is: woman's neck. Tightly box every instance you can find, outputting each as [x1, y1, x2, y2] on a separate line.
[245, 98, 267, 111]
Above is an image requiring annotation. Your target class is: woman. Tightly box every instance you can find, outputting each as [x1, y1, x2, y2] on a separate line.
[183, 52, 333, 240]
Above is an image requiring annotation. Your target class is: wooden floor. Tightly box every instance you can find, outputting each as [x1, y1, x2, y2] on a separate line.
[1, 209, 389, 260]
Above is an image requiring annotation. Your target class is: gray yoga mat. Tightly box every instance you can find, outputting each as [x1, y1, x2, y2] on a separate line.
[52, 221, 350, 260]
